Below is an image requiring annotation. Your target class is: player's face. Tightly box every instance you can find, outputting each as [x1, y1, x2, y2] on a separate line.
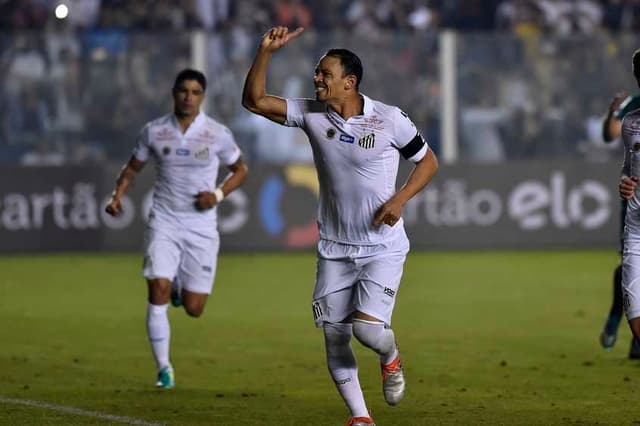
[314, 55, 350, 102]
[173, 79, 205, 117]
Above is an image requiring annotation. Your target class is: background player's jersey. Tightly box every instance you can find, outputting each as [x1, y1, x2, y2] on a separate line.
[133, 112, 241, 230]
[622, 109, 640, 230]
[616, 94, 640, 119]
[285, 94, 428, 245]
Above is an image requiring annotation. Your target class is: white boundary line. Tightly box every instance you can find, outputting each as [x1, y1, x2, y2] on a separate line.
[0, 396, 165, 426]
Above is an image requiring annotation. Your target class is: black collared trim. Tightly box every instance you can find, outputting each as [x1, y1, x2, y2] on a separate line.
[399, 133, 425, 159]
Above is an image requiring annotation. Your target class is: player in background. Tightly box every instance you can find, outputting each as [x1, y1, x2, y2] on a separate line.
[600, 89, 640, 358]
[242, 27, 438, 426]
[105, 69, 248, 388]
[614, 49, 640, 360]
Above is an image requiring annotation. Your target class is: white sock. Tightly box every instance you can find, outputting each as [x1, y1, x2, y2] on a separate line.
[323, 322, 369, 418]
[352, 319, 398, 365]
[147, 303, 171, 371]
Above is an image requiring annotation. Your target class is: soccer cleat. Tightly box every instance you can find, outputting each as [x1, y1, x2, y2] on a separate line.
[155, 366, 175, 389]
[170, 280, 182, 308]
[381, 355, 405, 406]
[346, 416, 376, 426]
[629, 338, 640, 360]
[599, 315, 621, 350]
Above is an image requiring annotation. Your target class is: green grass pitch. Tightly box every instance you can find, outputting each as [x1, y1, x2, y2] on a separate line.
[1, 250, 639, 425]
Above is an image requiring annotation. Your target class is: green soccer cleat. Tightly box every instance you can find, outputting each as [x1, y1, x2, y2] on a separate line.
[599, 315, 621, 350]
[155, 366, 175, 389]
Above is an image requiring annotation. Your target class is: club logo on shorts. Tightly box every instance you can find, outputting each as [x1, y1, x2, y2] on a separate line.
[383, 287, 395, 297]
[162, 146, 171, 155]
[312, 301, 323, 320]
[202, 265, 212, 273]
[623, 292, 631, 314]
[326, 128, 336, 139]
[335, 378, 351, 385]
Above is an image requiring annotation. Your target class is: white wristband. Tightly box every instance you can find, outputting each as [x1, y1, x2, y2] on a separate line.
[213, 188, 225, 203]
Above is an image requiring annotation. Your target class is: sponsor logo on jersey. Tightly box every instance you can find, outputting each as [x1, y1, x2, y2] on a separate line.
[326, 128, 336, 139]
[176, 148, 190, 156]
[195, 147, 209, 160]
[157, 127, 174, 141]
[162, 146, 171, 155]
[358, 133, 375, 149]
[383, 287, 395, 297]
[339, 134, 355, 144]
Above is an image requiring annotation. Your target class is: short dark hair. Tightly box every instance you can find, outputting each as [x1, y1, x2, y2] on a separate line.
[173, 68, 207, 92]
[634, 49, 640, 84]
[325, 48, 363, 89]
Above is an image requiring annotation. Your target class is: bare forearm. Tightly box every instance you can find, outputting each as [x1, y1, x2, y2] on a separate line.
[603, 115, 620, 142]
[242, 48, 272, 111]
[219, 160, 249, 196]
[396, 150, 438, 205]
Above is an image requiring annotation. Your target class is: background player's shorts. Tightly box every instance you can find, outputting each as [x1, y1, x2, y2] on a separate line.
[312, 230, 410, 327]
[142, 225, 220, 294]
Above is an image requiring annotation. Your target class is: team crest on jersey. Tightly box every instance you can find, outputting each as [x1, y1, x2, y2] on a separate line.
[633, 142, 640, 152]
[358, 133, 375, 149]
[162, 146, 171, 155]
[195, 147, 209, 160]
[326, 128, 336, 139]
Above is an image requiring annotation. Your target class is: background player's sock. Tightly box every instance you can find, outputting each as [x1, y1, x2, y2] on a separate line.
[353, 318, 398, 365]
[147, 303, 171, 370]
[324, 322, 369, 418]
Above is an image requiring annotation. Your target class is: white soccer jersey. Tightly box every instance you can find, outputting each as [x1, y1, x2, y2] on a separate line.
[285, 94, 429, 245]
[133, 111, 241, 230]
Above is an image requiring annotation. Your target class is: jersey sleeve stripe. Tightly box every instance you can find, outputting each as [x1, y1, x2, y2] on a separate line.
[399, 133, 425, 160]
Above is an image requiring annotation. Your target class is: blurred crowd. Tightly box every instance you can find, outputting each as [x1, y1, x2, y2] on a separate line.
[1, 0, 639, 166]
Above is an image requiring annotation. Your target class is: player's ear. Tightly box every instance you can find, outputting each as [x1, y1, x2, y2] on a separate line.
[345, 75, 356, 91]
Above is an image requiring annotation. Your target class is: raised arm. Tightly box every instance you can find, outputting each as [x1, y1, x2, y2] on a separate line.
[105, 156, 146, 216]
[242, 26, 304, 124]
[602, 92, 628, 142]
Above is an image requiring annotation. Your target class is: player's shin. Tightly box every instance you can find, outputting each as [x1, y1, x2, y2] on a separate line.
[147, 303, 171, 371]
[323, 322, 369, 418]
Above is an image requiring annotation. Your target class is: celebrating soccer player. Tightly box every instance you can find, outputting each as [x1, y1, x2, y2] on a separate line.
[105, 69, 248, 389]
[242, 27, 438, 426]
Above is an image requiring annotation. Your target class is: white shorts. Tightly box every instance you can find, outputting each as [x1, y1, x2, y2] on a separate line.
[311, 231, 410, 327]
[142, 225, 220, 294]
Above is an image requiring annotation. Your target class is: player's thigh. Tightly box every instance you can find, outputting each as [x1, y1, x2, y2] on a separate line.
[312, 286, 356, 327]
[313, 258, 360, 327]
[354, 251, 407, 326]
[143, 227, 181, 281]
[177, 231, 220, 294]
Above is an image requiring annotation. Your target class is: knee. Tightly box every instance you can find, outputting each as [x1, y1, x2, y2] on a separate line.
[352, 319, 385, 349]
[323, 322, 353, 347]
[184, 303, 205, 318]
[630, 318, 640, 339]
